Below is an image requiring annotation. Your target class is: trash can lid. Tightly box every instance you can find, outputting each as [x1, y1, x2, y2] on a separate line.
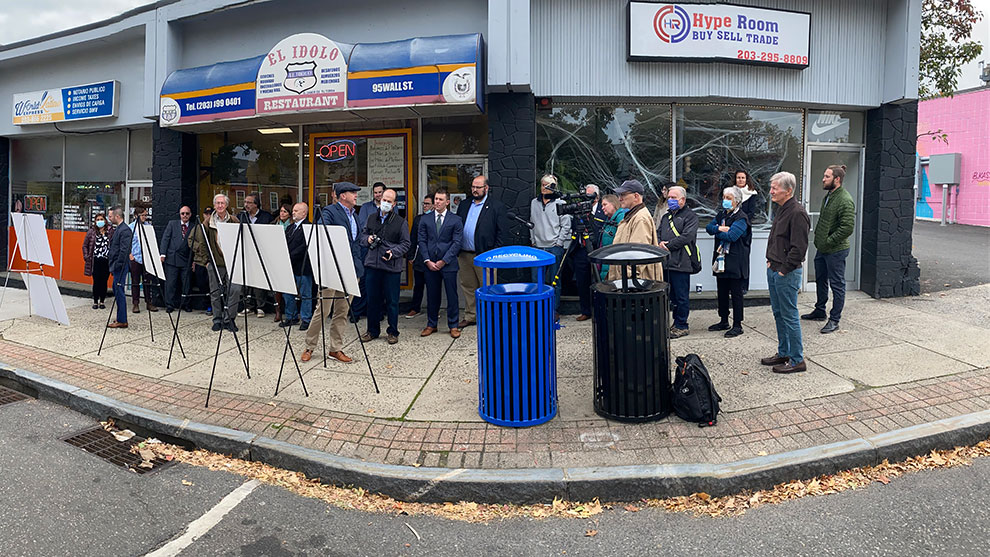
[474, 246, 556, 269]
[589, 243, 669, 266]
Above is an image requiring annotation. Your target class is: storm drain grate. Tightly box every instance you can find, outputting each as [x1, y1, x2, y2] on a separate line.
[0, 385, 31, 406]
[62, 426, 176, 475]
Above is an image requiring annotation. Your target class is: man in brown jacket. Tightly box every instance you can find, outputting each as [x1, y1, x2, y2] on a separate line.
[188, 193, 242, 332]
[607, 180, 661, 282]
[760, 171, 811, 374]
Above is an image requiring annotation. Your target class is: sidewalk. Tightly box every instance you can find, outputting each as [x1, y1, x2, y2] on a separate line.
[0, 284, 987, 501]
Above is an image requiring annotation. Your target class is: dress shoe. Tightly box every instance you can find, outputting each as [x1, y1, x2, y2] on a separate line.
[273, 313, 283, 323]
[165, 307, 174, 313]
[225, 322, 239, 332]
[820, 319, 840, 334]
[92, 303, 99, 310]
[421, 326, 437, 337]
[348, 313, 361, 324]
[328, 351, 352, 363]
[360, 332, 377, 342]
[450, 328, 461, 339]
[801, 310, 827, 321]
[708, 321, 731, 331]
[146, 303, 158, 312]
[405, 310, 420, 319]
[298, 321, 309, 332]
[724, 326, 744, 338]
[772, 360, 808, 374]
[211, 322, 223, 332]
[132, 304, 140, 314]
[669, 327, 689, 339]
[280, 318, 300, 328]
[760, 354, 788, 366]
[458, 320, 476, 329]
[387, 334, 398, 345]
[575, 314, 591, 322]
[99, 303, 106, 309]
[300, 349, 313, 362]
[108, 321, 128, 329]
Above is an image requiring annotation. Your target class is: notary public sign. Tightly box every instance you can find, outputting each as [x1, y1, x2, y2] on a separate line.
[256, 33, 348, 115]
[13, 80, 118, 125]
[627, 2, 810, 68]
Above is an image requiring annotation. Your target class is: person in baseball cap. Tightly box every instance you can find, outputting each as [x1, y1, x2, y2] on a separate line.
[606, 178, 662, 283]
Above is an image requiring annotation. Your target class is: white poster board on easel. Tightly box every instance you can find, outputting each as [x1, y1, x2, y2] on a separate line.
[20, 273, 70, 326]
[301, 223, 360, 297]
[139, 223, 167, 281]
[215, 222, 297, 294]
[10, 213, 54, 266]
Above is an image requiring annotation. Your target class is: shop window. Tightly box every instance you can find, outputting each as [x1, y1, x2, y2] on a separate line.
[64, 132, 127, 233]
[806, 110, 864, 144]
[675, 105, 803, 229]
[128, 127, 153, 180]
[422, 115, 488, 156]
[198, 129, 300, 217]
[10, 137, 63, 230]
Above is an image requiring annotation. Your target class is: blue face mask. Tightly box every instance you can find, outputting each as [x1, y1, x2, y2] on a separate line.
[722, 199, 733, 210]
[95, 220, 106, 228]
[667, 199, 680, 211]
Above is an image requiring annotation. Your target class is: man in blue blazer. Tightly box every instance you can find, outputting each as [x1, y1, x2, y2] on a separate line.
[106, 207, 132, 328]
[418, 189, 464, 338]
[158, 206, 193, 312]
[302, 182, 365, 364]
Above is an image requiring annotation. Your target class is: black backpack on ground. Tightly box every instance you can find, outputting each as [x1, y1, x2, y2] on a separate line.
[672, 353, 722, 427]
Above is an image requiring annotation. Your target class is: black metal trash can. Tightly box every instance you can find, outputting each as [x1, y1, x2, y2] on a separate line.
[589, 244, 672, 422]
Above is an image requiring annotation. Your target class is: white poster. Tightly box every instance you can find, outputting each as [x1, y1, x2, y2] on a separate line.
[10, 213, 54, 266]
[20, 273, 70, 326]
[215, 222, 297, 294]
[628, 2, 810, 68]
[366, 136, 406, 190]
[138, 224, 167, 281]
[301, 224, 360, 297]
[256, 33, 348, 115]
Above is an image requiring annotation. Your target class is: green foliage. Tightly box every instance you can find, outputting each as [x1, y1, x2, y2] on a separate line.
[920, 0, 984, 98]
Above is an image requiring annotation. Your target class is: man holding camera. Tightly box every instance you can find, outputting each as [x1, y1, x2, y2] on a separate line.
[456, 175, 510, 329]
[359, 188, 410, 344]
[530, 175, 572, 320]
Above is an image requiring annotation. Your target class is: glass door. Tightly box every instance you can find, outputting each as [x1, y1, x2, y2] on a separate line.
[420, 158, 488, 215]
[802, 147, 864, 289]
[127, 180, 154, 223]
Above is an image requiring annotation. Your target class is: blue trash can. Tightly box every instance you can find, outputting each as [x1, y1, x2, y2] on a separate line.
[474, 247, 558, 427]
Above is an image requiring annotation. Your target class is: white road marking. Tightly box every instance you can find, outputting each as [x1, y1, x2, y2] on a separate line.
[144, 479, 261, 557]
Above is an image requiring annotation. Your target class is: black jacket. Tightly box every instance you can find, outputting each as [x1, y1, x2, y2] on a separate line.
[455, 196, 510, 254]
[360, 210, 411, 273]
[588, 203, 607, 248]
[108, 223, 132, 275]
[658, 206, 699, 273]
[284, 219, 313, 277]
[407, 212, 428, 271]
[159, 219, 192, 268]
[706, 209, 751, 280]
[318, 203, 364, 279]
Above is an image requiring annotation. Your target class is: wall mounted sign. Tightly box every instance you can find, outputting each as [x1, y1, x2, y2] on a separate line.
[627, 2, 810, 68]
[347, 64, 477, 107]
[13, 80, 118, 125]
[256, 33, 348, 115]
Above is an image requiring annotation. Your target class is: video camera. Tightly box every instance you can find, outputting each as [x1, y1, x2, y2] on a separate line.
[545, 188, 597, 217]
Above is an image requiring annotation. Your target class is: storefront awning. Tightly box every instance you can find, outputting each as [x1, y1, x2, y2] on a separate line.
[159, 33, 482, 128]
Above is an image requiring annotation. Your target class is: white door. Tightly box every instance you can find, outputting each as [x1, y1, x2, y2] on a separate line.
[802, 146, 864, 291]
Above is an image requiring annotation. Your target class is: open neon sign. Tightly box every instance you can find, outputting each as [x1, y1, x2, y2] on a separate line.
[317, 139, 356, 162]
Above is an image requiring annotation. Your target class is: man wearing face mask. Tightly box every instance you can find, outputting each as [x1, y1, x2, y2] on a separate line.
[358, 188, 410, 344]
[658, 185, 700, 338]
[802, 164, 855, 334]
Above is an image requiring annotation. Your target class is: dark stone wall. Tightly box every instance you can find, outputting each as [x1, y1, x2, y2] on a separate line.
[488, 92, 536, 245]
[0, 137, 8, 269]
[862, 101, 921, 298]
[152, 125, 198, 239]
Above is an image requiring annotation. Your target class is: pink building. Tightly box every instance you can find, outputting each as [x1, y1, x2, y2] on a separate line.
[916, 86, 990, 227]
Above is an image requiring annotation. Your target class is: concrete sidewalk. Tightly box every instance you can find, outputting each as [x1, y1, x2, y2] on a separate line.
[0, 284, 987, 501]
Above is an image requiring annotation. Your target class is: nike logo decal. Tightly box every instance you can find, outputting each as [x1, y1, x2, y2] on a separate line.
[810, 119, 847, 136]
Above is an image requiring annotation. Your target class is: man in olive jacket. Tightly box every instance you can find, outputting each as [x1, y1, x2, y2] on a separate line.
[802, 164, 855, 334]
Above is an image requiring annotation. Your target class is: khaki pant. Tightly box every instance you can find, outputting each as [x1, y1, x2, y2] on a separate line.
[458, 251, 484, 322]
[304, 288, 351, 353]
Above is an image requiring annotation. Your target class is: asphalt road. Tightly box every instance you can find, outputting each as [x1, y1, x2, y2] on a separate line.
[912, 220, 990, 293]
[1, 396, 988, 556]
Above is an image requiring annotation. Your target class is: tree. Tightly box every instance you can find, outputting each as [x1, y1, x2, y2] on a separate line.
[920, 0, 984, 98]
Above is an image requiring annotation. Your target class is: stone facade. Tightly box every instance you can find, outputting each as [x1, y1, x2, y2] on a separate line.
[0, 137, 8, 267]
[487, 92, 536, 235]
[862, 101, 921, 298]
[151, 125, 198, 239]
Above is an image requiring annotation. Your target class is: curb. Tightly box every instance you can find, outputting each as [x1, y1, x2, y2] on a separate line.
[3, 362, 989, 504]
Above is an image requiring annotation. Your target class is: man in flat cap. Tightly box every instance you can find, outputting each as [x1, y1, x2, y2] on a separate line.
[607, 179, 662, 283]
[302, 182, 365, 364]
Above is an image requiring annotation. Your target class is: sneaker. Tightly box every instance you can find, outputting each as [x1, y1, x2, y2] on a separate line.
[92, 303, 98, 310]
[256, 309, 266, 318]
[820, 319, 840, 334]
[98, 303, 106, 309]
[211, 322, 222, 332]
[708, 321, 731, 331]
[404, 310, 420, 319]
[359, 332, 377, 342]
[238, 308, 250, 316]
[801, 310, 827, 321]
[724, 326, 744, 338]
[669, 327, 689, 339]
[205, 308, 213, 316]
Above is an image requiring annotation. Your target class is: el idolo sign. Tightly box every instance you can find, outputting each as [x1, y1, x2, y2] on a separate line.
[627, 2, 810, 68]
[256, 33, 348, 115]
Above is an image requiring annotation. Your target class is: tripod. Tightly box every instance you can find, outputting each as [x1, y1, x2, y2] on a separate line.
[551, 212, 602, 294]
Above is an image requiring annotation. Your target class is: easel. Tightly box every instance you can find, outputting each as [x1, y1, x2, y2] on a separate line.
[166, 219, 207, 369]
[308, 210, 379, 394]
[205, 221, 307, 407]
[137, 222, 186, 358]
[2, 214, 70, 326]
[0, 217, 40, 315]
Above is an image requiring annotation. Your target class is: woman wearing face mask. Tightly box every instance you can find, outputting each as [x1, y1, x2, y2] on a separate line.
[82, 212, 114, 309]
[597, 194, 628, 280]
[705, 186, 751, 337]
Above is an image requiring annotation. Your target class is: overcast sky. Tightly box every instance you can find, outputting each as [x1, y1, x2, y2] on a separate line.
[2, 0, 988, 88]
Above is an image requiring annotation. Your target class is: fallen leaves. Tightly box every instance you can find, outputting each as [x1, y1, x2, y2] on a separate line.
[584, 529, 598, 537]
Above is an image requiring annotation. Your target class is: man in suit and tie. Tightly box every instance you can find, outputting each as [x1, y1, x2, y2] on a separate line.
[159, 206, 193, 313]
[107, 207, 132, 328]
[302, 182, 365, 363]
[455, 175, 510, 328]
[237, 192, 274, 318]
[419, 189, 464, 338]
[282, 202, 314, 331]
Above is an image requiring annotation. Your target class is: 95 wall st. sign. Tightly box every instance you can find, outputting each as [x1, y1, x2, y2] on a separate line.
[627, 2, 810, 68]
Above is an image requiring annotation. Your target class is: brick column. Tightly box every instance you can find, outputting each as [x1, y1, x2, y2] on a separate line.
[862, 101, 921, 298]
[151, 124, 198, 239]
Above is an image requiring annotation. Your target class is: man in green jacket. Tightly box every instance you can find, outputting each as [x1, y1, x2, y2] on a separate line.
[802, 164, 855, 334]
